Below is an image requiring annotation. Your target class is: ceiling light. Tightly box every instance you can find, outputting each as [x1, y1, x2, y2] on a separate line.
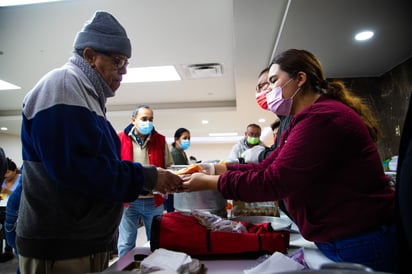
[354, 31, 374, 41]
[258, 118, 266, 123]
[201, 120, 209, 124]
[208, 132, 238, 137]
[0, 0, 63, 6]
[0, 80, 21, 90]
[0, 127, 8, 131]
[122, 65, 181, 83]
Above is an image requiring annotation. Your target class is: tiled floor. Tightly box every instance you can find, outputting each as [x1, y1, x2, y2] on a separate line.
[0, 255, 18, 274]
[0, 226, 147, 274]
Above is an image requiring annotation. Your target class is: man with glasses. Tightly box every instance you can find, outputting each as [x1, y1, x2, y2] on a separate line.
[255, 67, 292, 162]
[17, 11, 182, 274]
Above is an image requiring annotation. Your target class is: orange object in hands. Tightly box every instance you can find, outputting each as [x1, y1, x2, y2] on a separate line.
[226, 202, 233, 210]
[175, 164, 203, 175]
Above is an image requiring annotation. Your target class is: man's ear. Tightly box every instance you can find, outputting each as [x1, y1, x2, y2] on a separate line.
[83, 48, 97, 68]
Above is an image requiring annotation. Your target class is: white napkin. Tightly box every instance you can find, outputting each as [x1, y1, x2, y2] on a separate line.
[140, 248, 192, 273]
[244, 252, 305, 274]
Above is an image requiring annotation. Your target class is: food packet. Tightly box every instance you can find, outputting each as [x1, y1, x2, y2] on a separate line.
[191, 209, 247, 233]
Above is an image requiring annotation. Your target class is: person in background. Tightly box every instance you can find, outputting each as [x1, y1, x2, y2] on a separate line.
[1, 158, 20, 263]
[181, 49, 396, 272]
[257, 120, 280, 161]
[168, 128, 192, 212]
[255, 67, 292, 162]
[5, 170, 22, 274]
[117, 105, 174, 258]
[227, 123, 266, 164]
[17, 11, 182, 274]
[171, 128, 191, 166]
[255, 67, 293, 217]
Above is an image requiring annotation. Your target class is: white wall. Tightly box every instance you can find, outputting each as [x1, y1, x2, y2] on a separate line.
[180, 143, 234, 163]
[0, 133, 238, 168]
[0, 134, 22, 167]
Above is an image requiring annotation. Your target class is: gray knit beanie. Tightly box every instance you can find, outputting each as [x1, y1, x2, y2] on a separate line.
[73, 11, 132, 57]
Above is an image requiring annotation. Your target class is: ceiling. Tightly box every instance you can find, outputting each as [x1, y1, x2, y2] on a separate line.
[0, 0, 411, 143]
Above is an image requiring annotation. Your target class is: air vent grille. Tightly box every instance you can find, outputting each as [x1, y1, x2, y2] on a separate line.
[184, 63, 223, 79]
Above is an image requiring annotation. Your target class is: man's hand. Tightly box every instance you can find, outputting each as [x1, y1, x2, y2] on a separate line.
[153, 168, 183, 194]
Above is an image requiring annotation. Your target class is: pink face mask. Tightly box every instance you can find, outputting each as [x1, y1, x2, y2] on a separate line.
[266, 78, 300, 116]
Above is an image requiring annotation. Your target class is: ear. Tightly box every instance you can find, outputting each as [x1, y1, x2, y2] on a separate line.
[83, 48, 97, 68]
[296, 71, 307, 88]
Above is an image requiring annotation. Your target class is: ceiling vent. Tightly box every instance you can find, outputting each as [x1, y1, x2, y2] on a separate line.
[184, 63, 223, 79]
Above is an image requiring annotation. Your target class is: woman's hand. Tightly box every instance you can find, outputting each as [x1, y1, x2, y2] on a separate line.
[181, 172, 219, 192]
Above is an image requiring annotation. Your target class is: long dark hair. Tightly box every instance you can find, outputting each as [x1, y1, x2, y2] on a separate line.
[272, 49, 380, 142]
[172, 128, 190, 147]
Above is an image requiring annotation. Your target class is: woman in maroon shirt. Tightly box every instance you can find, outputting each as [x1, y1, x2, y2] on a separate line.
[181, 49, 396, 272]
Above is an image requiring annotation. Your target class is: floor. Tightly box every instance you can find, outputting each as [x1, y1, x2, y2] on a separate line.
[0, 225, 147, 274]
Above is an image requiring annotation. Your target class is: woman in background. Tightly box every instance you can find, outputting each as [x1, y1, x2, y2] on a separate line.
[166, 128, 191, 212]
[1, 158, 20, 263]
[171, 128, 191, 165]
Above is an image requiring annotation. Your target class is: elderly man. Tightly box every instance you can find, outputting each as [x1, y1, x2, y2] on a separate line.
[17, 11, 181, 274]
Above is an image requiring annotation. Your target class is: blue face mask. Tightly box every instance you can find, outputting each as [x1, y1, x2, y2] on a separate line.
[137, 121, 153, 135]
[180, 139, 190, 150]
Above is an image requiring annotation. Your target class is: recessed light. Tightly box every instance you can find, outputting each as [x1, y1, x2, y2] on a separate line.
[0, 0, 64, 6]
[354, 31, 374, 41]
[122, 65, 181, 83]
[201, 120, 209, 124]
[0, 127, 8, 131]
[258, 118, 266, 123]
[0, 80, 21, 90]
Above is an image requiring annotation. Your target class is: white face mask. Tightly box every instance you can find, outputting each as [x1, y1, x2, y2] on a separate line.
[266, 78, 300, 116]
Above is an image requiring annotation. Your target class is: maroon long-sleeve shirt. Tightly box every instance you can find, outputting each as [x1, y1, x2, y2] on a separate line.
[219, 96, 394, 242]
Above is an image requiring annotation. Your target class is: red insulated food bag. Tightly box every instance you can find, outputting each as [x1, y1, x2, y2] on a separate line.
[150, 212, 290, 257]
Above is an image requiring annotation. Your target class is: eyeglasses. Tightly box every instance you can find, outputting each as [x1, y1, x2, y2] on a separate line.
[256, 81, 270, 92]
[95, 51, 129, 70]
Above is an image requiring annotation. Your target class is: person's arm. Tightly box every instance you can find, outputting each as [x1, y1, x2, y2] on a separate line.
[182, 173, 219, 192]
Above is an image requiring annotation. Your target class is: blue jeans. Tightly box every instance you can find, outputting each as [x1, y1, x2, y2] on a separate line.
[117, 198, 164, 258]
[315, 224, 397, 272]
